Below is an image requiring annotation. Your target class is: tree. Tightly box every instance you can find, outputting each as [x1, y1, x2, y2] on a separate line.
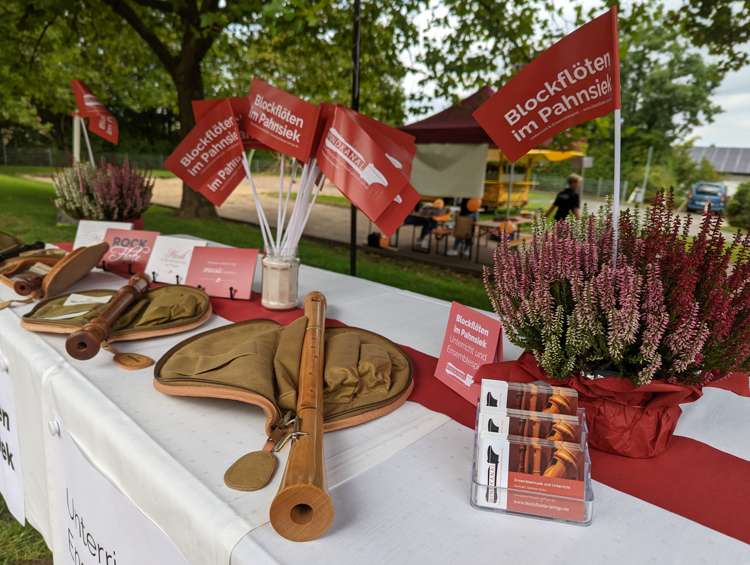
[727, 182, 750, 229]
[670, 0, 750, 72]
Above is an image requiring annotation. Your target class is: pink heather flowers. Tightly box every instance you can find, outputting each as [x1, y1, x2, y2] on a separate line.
[484, 193, 750, 385]
[54, 159, 154, 221]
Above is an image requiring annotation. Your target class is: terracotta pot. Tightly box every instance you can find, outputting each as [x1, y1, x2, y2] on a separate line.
[125, 217, 144, 230]
[476, 352, 704, 459]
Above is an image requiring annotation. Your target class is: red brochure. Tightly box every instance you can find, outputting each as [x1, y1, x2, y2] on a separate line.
[163, 100, 246, 206]
[245, 79, 321, 162]
[373, 184, 421, 237]
[316, 106, 407, 221]
[102, 229, 159, 273]
[473, 7, 620, 161]
[435, 302, 503, 404]
[185, 247, 258, 300]
[70, 80, 119, 144]
[192, 97, 267, 150]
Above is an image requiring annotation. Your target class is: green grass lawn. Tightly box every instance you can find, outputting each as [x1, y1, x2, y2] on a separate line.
[0, 173, 489, 309]
[0, 500, 50, 564]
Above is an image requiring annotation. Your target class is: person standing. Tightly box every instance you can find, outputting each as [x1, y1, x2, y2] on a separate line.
[546, 173, 582, 221]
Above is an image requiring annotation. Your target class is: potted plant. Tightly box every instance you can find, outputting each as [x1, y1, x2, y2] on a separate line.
[483, 193, 750, 458]
[53, 159, 154, 228]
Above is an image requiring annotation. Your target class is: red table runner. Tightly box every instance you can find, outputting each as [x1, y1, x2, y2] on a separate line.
[211, 293, 750, 544]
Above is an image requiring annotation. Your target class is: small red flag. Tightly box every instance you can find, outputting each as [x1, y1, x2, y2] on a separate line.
[473, 7, 620, 161]
[245, 79, 321, 162]
[70, 80, 119, 144]
[192, 97, 267, 151]
[163, 100, 246, 207]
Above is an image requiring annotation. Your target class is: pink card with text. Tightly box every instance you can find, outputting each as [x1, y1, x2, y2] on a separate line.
[185, 247, 258, 300]
[102, 229, 159, 273]
[434, 302, 503, 404]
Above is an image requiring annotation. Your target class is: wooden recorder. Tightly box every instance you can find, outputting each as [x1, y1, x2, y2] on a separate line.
[269, 291, 334, 541]
[65, 273, 150, 360]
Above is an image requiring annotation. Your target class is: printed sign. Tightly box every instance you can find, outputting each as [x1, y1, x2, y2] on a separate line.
[164, 100, 247, 206]
[434, 302, 502, 404]
[192, 97, 267, 150]
[73, 220, 133, 250]
[48, 428, 190, 565]
[373, 184, 421, 237]
[102, 229, 159, 273]
[70, 80, 120, 144]
[0, 364, 24, 524]
[317, 106, 407, 221]
[185, 247, 258, 300]
[245, 78, 321, 162]
[144, 236, 207, 284]
[473, 7, 620, 161]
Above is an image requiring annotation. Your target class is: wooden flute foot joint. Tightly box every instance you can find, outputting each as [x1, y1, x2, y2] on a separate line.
[269, 484, 334, 542]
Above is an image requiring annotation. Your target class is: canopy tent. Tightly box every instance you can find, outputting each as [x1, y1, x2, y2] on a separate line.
[402, 89, 583, 199]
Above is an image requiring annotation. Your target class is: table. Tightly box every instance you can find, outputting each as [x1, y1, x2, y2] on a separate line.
[0, 247, 748, 564]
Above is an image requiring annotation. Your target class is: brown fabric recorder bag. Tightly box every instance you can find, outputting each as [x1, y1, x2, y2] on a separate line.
[21, 285, 212, 342]
[154, 317, 414, 490]
[0, 242, 108, 300]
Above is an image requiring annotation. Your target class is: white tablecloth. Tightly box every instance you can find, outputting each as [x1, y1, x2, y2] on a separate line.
[0, 254, 747, 564]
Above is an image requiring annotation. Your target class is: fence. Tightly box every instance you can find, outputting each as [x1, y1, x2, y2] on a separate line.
[0, 146, 279, 174]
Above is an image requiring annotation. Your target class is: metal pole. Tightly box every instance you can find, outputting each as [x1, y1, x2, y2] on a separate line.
[349, 0, 361, 277]
[73, 114, 81, 164]
[1, 136, 6, 166]
[506, 162, 515, 222]
[640, 145, 653, 204]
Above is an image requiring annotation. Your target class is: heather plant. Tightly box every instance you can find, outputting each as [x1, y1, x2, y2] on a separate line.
[53, 159, 154, 221]
[484, 193, 750, 385]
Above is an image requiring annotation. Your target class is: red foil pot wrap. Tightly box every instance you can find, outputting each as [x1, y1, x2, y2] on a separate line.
[476, 352, 704, 459]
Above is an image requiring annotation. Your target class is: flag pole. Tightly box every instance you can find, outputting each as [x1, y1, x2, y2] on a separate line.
[611, 108, 621, 266]
[80, 119, 96, 167]
[73, 114, 82, 165]
[348, 0, 361, 277]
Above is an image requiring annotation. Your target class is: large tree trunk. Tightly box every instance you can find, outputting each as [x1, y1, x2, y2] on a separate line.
[175, 57, 217, 219]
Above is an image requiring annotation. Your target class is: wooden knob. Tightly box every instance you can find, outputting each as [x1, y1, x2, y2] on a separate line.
[12, 273, 43, 296]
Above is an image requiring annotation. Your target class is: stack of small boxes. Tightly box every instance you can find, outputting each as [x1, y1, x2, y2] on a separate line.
[471, 379, 594, 525]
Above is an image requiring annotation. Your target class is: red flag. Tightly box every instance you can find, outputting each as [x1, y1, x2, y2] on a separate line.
[163, 100, 246, 207]
[70, 80, 119, 144]
[245, 79, 321, 162]
[316, 106, 408, 222]
[473, 7, 620, 161]
[373, 184, 421, 237]
[192, 97, 267, 150]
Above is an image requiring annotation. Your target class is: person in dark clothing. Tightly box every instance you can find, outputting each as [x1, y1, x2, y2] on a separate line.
[546, 174, 582, 221]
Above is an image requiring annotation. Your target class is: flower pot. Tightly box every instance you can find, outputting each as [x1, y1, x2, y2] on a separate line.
[476, 352, 704, 459]
[127, 217, 144, 230]
[567, 374, 702, 458]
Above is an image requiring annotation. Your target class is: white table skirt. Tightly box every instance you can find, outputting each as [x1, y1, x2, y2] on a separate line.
[0, 255, 747, 565]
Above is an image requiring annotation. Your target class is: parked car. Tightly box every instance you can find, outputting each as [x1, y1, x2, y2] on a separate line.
[687, 181, 728, 214]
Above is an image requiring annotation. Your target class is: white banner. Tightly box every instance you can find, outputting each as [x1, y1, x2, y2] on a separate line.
[0, 364, 25, 524]
[48, 426, 190, 565]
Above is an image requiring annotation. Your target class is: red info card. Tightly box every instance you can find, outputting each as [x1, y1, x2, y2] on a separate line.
[245, 79, 321, 162]
[163, 100, 246, 206]
[185, 247, 258, 300]
[70, 80, 119, 144]
[192, 97, 267, 150]
[373, 184, 421, 237]
[435, 302, 502, 404]
[102, 229, 159, 273]
[317, 106, 407, 221]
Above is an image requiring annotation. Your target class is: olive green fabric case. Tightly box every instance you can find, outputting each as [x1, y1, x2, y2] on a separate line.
[0, 231, 21, 254]
[154, 318, 414, 435]
[21, 285, 212, 342]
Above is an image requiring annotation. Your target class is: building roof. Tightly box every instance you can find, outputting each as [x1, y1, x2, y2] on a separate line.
[690, 146, 750, 175]
[401, 87, 496, 144]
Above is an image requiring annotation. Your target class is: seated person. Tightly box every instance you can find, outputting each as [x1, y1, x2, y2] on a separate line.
[448, 198, 481, 257]
[405, 198, 449, 249]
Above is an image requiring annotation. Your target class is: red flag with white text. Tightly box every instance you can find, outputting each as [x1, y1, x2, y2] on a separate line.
[245, 79, 321, 162]
[163, 100, 246, 207]
[70, 80, 119, 144]
[193, 97, 267, 150]
[473, 7, 620, 161]
[316, 106, 408, 222]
